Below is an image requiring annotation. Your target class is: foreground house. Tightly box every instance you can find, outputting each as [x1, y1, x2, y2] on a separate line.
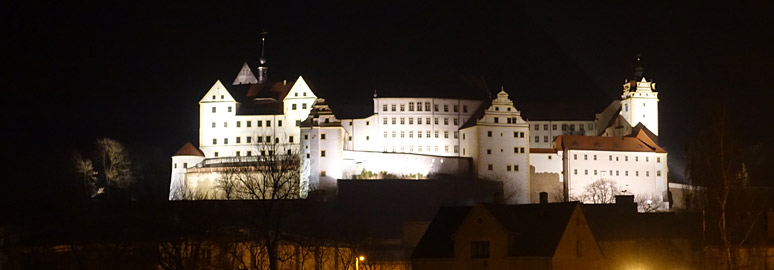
[411, 202, 605, 270]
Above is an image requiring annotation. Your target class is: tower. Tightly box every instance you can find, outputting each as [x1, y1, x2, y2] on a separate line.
[257, 32, 268, 84]
[620, 55, 659, 135]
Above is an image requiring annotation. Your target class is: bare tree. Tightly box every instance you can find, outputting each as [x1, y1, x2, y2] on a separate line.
[96, 138, 134, 189]
[635, 194, 667, 213]
[74, 152, 98, 197]
[572, 178, 621, 204]
[215, 142, 305, 270]
[687, 105, 770, 270]
[171, 179, 210, 200]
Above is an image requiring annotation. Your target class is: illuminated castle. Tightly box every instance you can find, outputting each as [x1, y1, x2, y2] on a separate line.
[170, 48, 668, 208]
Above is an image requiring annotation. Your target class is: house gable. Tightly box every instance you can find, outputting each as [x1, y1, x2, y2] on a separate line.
[551, 206, 606, 270]
[199, 80, 236, 103]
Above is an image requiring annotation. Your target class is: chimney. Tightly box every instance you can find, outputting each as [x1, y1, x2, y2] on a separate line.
[539, 192, 548, 204]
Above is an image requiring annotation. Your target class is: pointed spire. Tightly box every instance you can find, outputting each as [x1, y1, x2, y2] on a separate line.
[257, 31, 268, 84]
[233, 62, 258, 85]
[630, 53, 645, 82]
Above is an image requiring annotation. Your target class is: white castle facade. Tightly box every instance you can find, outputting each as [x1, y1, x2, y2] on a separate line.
[170, 56, 668, 209]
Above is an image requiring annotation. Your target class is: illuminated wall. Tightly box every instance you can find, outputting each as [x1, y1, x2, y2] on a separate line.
[621, 78, 659, 135]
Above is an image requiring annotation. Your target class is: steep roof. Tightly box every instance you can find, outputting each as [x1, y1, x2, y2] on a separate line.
[173, 142, 204, 157]
[555, 134, 666, 153]
[410, 206, 473, 259]
[225, 80, 295, 115]
[482, 203, 578, 257]
[530, 148, 557, 154]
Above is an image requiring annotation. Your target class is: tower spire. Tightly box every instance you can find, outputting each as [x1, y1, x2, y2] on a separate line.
[257, 32, 268, 84]
[630, 53, 645, 82]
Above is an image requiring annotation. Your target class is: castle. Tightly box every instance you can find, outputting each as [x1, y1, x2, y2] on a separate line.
[170, 49, 668, 209]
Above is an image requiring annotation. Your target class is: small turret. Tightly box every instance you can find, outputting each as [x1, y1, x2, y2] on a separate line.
[257, 32, 268, 84]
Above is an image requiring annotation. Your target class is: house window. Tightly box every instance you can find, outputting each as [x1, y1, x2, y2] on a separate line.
[401, 118, 405, 125]
[444, 104, 449, 112]
[594, 170, 597, 175]
[401, 131, 405, 138]
[214, 152, 218, 157]
[425, 102, 431, 111]
[625, 156, 628, 162]
[212, 138, 217, 145]
[585, 169, 588, 175]
[417, 118, 423, 125]
[574, 154, 577, 160]
[289, 136, 294, 143]
[236, 151, 240, 157]
[409, 102, 414, 111]
[454, 118, 458, 125]
[383, 118, 388, 125]
[246, 121, 252, 127]
[444, 118, 449, 125]
[321, 134, 326, 140]
[647, 171, 650, 177]
[454, 145, 459, 153]
[471, 241, 490, 258]
[224, 138, 229, 144]
[487, 131, 492, 137]
[265, 136, 271, 142]
[487, 164, 493, 171]
[574, 169, 577, 175]
[487, 149, 492, 154]
[400, 104, 405, 111]
[212, 107, 216, 113]
[393, 131, 397, 138]
[366, 136, 370, 140]
[534, 136, 539, 143]
[657, 170, 662, 176]
[183, 162, 187, 168]
[434, 131, 439, 138]
[321, 150, 326, 157]
[426, 117, 431, 124]
[594, 155, 597, 160]
[292, 104, 297, 110]
[444, 131, 449, 138]
[383, 104, 388, 111]
[236, 121, 241, 128]
[552, 124, 557, 130]
[534, 124, 539, 130]
[257, 137, 263, 143]
[409, 118, 414, 125]
[657, 157, 661, 163]
[514, 165, 519, 171]
[543, 136, 549, 143]
[320, 171, 326, 177]
[409, 131, 413, 138]
[278, 120, 282, 127]
[584, 154, 587, 160]
[228, 106, 232, 112]
[454, 131, 458, 139]
[494, 117, 499, 123]
[434, 118, 439, 125]
[463, 105, 468, 113]
[236, 137, 241, 144]
[302, 103, 307, 109]
[266, 120, 271, 127]
[211, 122, 216, 128]
[520, 132, 525, 138]
[247, 137, 252, 143]
[304, 135, 309, 140]
[507, 165, 512, 171]
[384, 132, 388, 138]
[392, 118, 396, 124]
[257, 121, 262, 127]
[224, 122, 228, 128]
[434, 104, 439, 111]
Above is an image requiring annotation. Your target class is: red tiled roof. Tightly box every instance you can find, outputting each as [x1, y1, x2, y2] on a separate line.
[174, 142, 204, 157]
[530, 148, 557, 154]
[555, 133, 665, 153]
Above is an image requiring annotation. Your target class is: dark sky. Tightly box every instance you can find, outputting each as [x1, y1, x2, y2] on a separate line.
[5, 1, 774, 200]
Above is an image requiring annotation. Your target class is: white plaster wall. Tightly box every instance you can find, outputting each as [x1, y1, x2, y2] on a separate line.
[526, 121, 595, 148]
[169, 155, 206, 199]
[340, 150, 471, 179]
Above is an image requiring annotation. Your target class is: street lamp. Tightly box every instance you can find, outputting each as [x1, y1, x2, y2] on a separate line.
[355, 255, 365, 270]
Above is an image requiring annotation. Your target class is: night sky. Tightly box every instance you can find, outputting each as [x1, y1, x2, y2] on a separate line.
[5, 1, 774, 201]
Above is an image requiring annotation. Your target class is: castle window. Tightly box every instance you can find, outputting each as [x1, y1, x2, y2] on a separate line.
[174, 163, 177, 169]
[544, 124, 548, 130]
[183, 163, 187, 168]
[247, 151, 251, 156]
[220, 95, 224, 99]
[552, 124, 557, 130]
[434, 118, 439, 125]
[574, 154, 577, 160]
[646, 157, 649, 162]
[594, 170, 597, 175]
[236, 151, 240, 157]
[593, 155, 597, 160]
[384, 132, 387, 138]
[224, 138, 229, 144]
[212, 95, 216, 100]
[366, 136, 370, 140]
[454, 131, 458, 139]
[321, 134, 326, 140]
[228, 106, 232, 112]
[616, 170, 619, 176]
[435, 131, 439, 138]
[453, 105, 458, 112]
[520, 132, 525, 138]
[584, 154, 587, 160]
[514, 165, 519, 171]
[434, 104, 439, 111]
[444, 118, 449, 125]
[657, 157, 661, 163]
[657, 170, 662, 176]
[609, 155, 612, 161]
[463, 133, 466, 140]
[236, 137, 241, 144]
[463, 105, 468, 113]
[427, 131, 431, 138]
[444, 145, 449, 153]
[320, 171, 326, 176]
[409, 102, 414, 111]
[535, 136, 539, 143]
[400, 104, 405, 111]
[625, 156, 628, 161]
[257, 136, 263, 143]
[236, 121, 241, 128]
[574, 169, 577, 175]
[246, 121, 252, 127]
[487, 149, 492, 154]
[543, 136, 548, 143]
[265, 136, 271, 142]
[401, 131, 405, 138]
[521, 147, 525, 153]
[224, 122, 228, 128]
[401, 118, 405, 125]
[495, 106, 499, 111]
[383, 104, 388, 111]
[213, 138, 217, 145]
[266, 120, 271, 127]
[425, 102, 431, 111]
[562, 124, 567, 131]
[463, 148, 466, 155]
[588, 124, 593, 130]
[635, 156, 639, 162]
[548, 156, 552, 160]
[454, 145, 459, 153]
[417, 118, 423, 125]
[514, 147, 518, 153]
[625, 104, 629, 112]
[444, 104, 449, 112]
[247, 137, 252, 143]
[214, 152, 218, 157]
[507, 165, 512, 171]
[321, 150, 326, 157]
[534, 124, 540, 130]
[426, 117, 431, 124]
[392, 118, 396, 125]
[418, 131, 422, 138]
[391, 104, 396, 111]
[454, 118, 458, 125]
[292, 104, 297, 110]
[295, 93, 298, 97]
[494, 117, 499, 123]
[289, 136, 294, 143]
[487, 131, 492, 137]
[257, 121, 262, 127]
[392, 131, 396, 138]
[636, 171, 639, 176]
[261, 151, 266, 156]
[212, 107, 216, 113]
[384, 118, 388, 125]
[585, 169, 588, 175]
[212, 122, 216, 128]
[488, 164, 493, 171]
[304, 135, 308, 140]
[409, 118, 414, 125]
[302, 103, 307, 109]
[409, 131, 413, 138]
[296, 120, 301, 127]
[647, 171, 650, 177]
[278, 120, 282, 127]
[616, 157, 619, 161]
[579, 124, 585, 131]
[366, 121, 369, 125]
[625, 171, 628, 176]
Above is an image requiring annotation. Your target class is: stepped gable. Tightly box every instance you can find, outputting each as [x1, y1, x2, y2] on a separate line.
[174, 142, 204, 157]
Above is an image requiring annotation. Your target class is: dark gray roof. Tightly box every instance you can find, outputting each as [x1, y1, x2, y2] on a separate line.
[410, 206, 472, 259]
